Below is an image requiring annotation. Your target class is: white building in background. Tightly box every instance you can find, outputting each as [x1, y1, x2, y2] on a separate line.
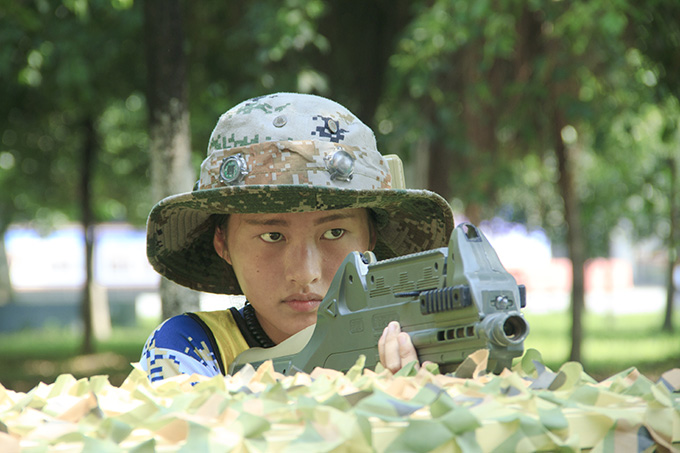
[1, 223, 161, 332]
[5, 223, 159, 291]
[2, 223, 240, 325]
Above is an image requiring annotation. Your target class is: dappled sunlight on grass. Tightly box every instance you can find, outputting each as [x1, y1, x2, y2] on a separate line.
[0, 321, 154, 392]
[524, 310, 680, 380]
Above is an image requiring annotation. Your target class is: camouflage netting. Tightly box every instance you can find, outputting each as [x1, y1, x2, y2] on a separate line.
[1, 350, 678, 452]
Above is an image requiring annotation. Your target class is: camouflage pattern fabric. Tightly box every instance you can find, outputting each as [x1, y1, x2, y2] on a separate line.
[198, 141, 391, 190]
[146, 93, 454, 295]
[1, 350, 678, 452]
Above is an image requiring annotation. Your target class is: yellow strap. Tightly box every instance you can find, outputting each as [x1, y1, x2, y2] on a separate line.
[193, 310, 250, 374]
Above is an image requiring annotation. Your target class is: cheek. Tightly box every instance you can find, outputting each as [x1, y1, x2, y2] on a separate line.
[229, 250, 264, 293]
[237, 249, 278, 285]
[322, 248, 353, 282]
[322, 231, 371, 281]
[323, 256, 341, 277]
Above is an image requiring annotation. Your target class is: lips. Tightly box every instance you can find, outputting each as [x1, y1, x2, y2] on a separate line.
[283, 294, 323, 312]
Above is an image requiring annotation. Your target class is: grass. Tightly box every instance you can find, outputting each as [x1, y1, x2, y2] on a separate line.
[0, 320, 156, 393]
[0, 311, 678, 392]
[524, 310, 680, 381]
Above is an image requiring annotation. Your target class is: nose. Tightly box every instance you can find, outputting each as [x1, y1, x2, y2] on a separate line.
[284, 239, 322, 288]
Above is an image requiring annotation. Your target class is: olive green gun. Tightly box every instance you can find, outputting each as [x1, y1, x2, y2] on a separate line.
[229, 223, 529, 375]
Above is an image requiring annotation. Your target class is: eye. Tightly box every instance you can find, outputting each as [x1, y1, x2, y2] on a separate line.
[260, 232, 283, 243]
[322, 228, 345, 240]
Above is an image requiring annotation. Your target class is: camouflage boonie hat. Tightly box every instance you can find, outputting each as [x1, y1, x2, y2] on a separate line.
[147, 93, 454, 294]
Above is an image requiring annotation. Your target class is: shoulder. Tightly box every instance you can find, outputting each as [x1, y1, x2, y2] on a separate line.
[140, 313, 221, 382]
[146, 313, 209, 350]
[193, 308, 251, 361]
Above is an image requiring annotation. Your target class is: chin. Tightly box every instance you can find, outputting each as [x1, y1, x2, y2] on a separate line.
[293, 314, 317, 331]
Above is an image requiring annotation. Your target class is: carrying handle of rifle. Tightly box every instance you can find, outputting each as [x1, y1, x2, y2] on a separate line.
[361, 251, 377, 264]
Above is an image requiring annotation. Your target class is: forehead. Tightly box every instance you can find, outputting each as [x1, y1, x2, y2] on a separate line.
[228, 208, 369, 229]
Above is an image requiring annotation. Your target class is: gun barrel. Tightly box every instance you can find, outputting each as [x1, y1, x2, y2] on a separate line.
[481, 313, 529, 346]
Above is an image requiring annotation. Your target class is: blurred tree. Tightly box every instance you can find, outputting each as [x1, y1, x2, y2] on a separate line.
[183, 0, 332, 151]
[377, 0, 659, 364]
[315, 0, 415, 123]
[583, 100, 680, 332]
[0, 0, 146, 351]
[0, 0, 147, 228]
[182, 0, 414, 147]
[144, 0, 200, 319]
[666, 155, 678, 332]
[628, 0, 680, 332]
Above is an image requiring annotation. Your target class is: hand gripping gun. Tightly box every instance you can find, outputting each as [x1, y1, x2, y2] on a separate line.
[229, 223, 529, 375]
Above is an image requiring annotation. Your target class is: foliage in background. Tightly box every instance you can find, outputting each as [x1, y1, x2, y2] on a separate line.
[1, 0, 677, 249]
[378, 0, 646, 244]
[183, 0, 331, 164]
[0, 0, 148, 231]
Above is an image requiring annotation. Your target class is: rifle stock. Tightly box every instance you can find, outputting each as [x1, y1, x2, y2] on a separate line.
[229, 222, 529, 375]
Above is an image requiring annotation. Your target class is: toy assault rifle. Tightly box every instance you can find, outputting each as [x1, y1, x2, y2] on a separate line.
[229, 223, 529, 375]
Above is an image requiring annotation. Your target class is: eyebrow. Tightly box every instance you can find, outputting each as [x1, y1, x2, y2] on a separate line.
[243, 212, 360, 227]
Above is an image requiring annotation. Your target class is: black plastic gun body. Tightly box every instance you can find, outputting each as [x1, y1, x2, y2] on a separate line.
[229, 223, 529, 375]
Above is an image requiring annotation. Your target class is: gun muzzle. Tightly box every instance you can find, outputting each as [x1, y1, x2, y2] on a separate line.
[481, 313, 529, 346]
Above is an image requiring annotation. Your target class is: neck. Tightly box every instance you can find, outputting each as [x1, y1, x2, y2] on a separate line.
[242, 303, 276, 348]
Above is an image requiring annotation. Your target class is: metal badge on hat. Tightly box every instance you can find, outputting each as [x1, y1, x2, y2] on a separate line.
[219, 153, 249, 185]
[324, 149, 354, 182]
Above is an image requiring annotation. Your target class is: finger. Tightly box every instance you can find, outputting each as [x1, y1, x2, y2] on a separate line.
[378, 325, 387, 361]
[397, 332, 419, 369]
[381, 322, 402, 373]
[421, 360, 438, 373]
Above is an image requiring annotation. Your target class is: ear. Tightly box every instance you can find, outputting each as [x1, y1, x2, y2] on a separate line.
[213, 226, 232, 265]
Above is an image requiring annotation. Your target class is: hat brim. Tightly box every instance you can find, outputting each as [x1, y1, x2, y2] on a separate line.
[147, 185, 454, 294]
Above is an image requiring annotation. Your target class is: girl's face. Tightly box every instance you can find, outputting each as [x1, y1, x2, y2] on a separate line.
[214, 208, 374, 344]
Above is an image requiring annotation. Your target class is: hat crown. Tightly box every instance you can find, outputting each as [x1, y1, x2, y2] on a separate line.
[207, 93, 377, 155]
[199, 93, 391, 191]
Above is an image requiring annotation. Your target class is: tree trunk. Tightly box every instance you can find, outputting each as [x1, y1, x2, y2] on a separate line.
[0, 235, 11, 306]
[410, 137, 430, 190]
[80, 118, 96, 354]
[428, 136, 454, 201]
[663, 156, 678, 332]
[144, 0, 200, 318]
[553, 112, 587, 364]
[320, 0, 413, 123]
